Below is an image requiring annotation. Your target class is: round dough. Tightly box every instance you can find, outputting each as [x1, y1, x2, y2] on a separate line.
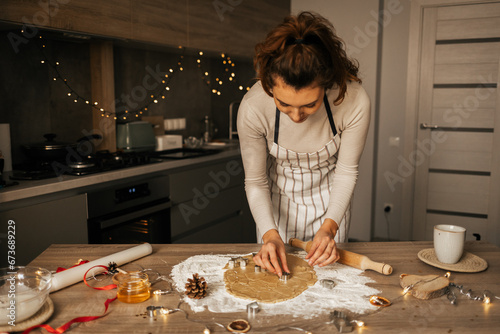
[223, 254, 317, 303]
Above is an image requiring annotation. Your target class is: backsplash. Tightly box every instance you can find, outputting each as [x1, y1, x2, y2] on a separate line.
[0, 31, 255, 165]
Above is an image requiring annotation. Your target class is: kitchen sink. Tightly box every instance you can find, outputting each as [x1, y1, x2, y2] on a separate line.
[154, 148, 222, 159]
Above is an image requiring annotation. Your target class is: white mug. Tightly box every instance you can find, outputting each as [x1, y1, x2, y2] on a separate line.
[433, 224, 466, 264]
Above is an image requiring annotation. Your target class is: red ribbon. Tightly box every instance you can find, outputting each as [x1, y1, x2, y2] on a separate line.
[21, 265, 118, 333]
[83, 265, 117, 290]
[21, 296, 117, 334]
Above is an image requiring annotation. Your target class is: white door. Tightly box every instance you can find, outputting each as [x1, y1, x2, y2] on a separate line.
[412, 2, 500, 243]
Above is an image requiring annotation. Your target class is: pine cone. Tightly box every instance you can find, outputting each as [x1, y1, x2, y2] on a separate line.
[185, 273, 208, 299]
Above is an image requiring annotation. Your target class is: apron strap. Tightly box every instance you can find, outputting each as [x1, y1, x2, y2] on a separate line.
[324, 94, 337, 137]
[274, 106, 281, 144]
[274, 93, 337, 144]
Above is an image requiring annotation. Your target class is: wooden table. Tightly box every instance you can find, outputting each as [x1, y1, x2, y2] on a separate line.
[25, 241, 500, 333]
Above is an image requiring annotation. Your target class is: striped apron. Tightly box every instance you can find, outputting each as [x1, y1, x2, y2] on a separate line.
[262, 94, 350, 243]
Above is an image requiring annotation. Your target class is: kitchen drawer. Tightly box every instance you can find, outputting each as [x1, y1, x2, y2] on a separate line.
[170, 186, 250, 240]
[169, 159, 244, 203]
[172, 214, 256, 244]
[0, 194, 88, 267]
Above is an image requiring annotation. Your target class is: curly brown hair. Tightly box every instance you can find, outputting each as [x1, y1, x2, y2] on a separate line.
[254, 11, 360, 105]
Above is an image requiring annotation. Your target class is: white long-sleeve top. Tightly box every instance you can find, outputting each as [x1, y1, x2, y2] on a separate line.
[237, 80, 371, 238]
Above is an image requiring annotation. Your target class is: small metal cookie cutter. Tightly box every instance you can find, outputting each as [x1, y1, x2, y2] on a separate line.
[330, 310, 353, 333]
[320, 279, 336, 289]
[246, 302, 260, 317]
[238, 257, 249, 268]
[254, 265, 261, 272]
[279, 272, 290, 282]
[146, 306, 157, 317]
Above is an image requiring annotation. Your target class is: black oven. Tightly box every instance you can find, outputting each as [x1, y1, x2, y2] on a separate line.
[87, 175, 171, 244]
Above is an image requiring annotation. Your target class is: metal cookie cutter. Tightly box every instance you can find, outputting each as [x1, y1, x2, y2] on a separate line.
[330, 310, 353, 333]
[320, 279, 335, 289]
[146, 306, 157, 317]
[246, 302, 260, 317]
[238, 257, 249, 268]
[279, 272, 290, 282]
[254, 265, 261, 272]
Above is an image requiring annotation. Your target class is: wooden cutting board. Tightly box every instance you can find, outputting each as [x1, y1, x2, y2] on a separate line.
[399, 274, 450, 299]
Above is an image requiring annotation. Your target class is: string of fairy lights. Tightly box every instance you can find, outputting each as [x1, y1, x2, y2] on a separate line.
[29, 31, 251, 121]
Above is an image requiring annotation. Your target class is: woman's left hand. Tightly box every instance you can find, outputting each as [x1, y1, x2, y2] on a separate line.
[305, 219, 340, 267]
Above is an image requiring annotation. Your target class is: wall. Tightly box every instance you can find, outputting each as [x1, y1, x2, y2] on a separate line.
[291, 0, 380, 241]
[0, 32, 93, 165]
[0, 31, 255, 166]
[291, 0, 413, 242]
[373, 1, 411, 241]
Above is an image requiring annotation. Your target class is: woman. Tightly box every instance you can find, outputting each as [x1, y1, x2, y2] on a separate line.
[237, 12, 370, 277]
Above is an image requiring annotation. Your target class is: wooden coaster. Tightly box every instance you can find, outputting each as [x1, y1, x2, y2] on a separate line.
[417, 248, 488, 273]
[0, 297, 54, 332]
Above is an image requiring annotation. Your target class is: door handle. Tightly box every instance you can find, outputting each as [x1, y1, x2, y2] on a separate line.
[420, 123, 440, 129]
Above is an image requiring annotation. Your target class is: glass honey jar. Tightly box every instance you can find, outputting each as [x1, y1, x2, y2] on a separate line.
[114, 271, 151, 303]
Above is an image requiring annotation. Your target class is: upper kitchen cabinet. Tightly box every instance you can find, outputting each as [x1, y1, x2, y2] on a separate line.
[0, 0, 289, 58]
[0, 0, 133, 40]
[187, 0, 290, 57]
[49, 0, 133, 40]
[0, 0, 42, 24]
[130, 0, 188, 48]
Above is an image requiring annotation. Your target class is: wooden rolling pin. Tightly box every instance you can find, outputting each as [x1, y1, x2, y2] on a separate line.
[289, 238, 393, 275]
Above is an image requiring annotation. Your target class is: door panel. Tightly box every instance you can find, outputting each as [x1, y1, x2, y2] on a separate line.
[430, 150, 491, 171]
[427, 173, 490, 214]
[412, 2, 500, 244]
[425, 214, 488, 241]
[437, 2, 500, 20]
[434, 63, 499, 84]
[427, 191, 489, 213]
[436, 17, 500, 40]
[431, 132, 492, 152]
[435, 43, 500, 64]
[432, 88, 496, 108]
[431, 108, 495, 128]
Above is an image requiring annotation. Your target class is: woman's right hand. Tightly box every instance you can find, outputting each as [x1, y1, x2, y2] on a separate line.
[253, 229, 290, 277]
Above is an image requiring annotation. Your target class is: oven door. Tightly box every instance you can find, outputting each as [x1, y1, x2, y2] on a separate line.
[88, 199, 171, 244]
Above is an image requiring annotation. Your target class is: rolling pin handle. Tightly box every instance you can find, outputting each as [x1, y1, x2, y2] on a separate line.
[382, 263, 393, 276]
[288, 238, 312, 253]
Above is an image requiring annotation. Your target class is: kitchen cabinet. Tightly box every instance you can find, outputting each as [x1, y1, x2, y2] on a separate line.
[187, 0, 289, 56]
[0, 194, 88, 267]
[49, 0, 133, 40]
[130, 0, 188, 48]
[0, 0, 289, 57]
[169, 157, 256, 243]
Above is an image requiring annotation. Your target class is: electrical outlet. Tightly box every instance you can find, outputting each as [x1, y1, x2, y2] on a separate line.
[383, 203, 393, 213]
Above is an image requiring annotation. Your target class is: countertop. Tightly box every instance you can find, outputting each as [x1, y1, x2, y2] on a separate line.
[0, 148, 241, 205]
[26, 241, 500, 333]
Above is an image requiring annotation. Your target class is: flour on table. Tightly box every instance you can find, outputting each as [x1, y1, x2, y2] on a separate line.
[170, 252, 380, 318]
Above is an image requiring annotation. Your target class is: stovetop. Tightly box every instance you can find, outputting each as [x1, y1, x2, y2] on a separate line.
[10, 148, 221, 181]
